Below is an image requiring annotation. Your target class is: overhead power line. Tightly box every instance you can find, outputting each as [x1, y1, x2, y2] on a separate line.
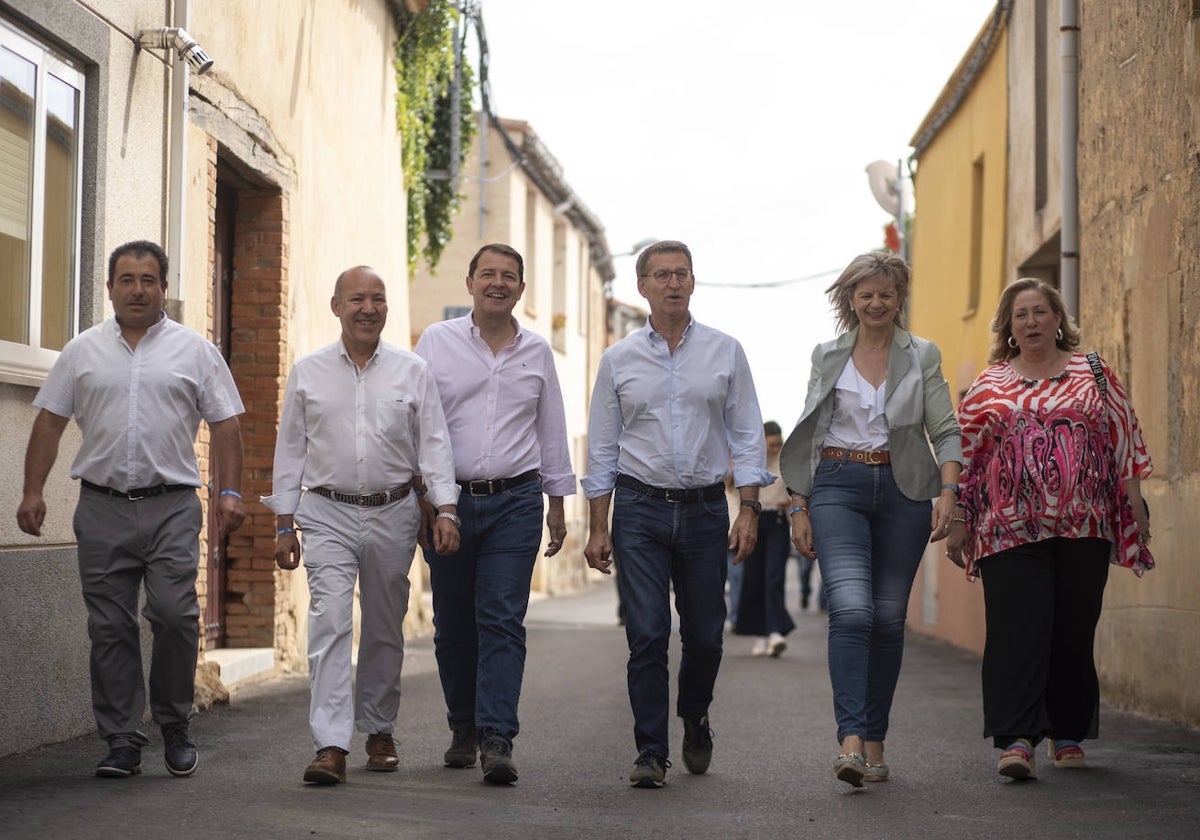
[694, 268, 841, 289]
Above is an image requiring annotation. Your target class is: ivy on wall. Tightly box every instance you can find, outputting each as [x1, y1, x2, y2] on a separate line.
[395, 1, 476, 277]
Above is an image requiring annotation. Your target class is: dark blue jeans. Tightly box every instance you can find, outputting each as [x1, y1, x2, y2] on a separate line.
[809, 459, 931, 743]
[424, 480, 544, 747]
[612, 485, 729, 759]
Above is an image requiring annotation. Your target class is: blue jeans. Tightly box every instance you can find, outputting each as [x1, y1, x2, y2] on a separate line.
[424, 480, 544, 747]
[809, 459, 931, 743]
[612, 485, 729, 758]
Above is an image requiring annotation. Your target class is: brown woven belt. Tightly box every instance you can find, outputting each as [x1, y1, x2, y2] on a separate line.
[820, 447, 891, 466]
[309, 482, 412, 506]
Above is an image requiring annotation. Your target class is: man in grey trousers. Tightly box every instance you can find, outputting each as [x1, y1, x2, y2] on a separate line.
[17, 240, 246, 779]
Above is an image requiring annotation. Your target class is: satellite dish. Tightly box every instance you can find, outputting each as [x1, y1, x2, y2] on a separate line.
[866, 160, 901, 216]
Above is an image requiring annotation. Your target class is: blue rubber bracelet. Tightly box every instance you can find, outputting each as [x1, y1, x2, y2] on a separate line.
[788, 504, 807, 516]
[219, 489, 242, 499]
[277, 527, 295, 536]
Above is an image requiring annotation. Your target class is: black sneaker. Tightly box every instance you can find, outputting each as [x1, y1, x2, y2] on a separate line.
[480, 738, 518, 785]
[96, 746, 142, 778]
[629, 751, 670, 788]
[162, 723, 198, 777]
[682, 715, 713, 775]
[444, 727, 478, 768]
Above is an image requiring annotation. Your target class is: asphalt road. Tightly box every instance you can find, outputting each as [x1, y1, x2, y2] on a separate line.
[1, 577, 1197, 839]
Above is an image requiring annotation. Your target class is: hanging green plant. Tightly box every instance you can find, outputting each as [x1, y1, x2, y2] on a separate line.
[395, 1, 476, 277]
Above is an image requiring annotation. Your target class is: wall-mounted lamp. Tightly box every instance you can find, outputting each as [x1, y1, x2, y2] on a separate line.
[137, 27, 214, 75]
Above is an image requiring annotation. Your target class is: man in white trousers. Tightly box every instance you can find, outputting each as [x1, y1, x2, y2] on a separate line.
[264, 265, 460, 785]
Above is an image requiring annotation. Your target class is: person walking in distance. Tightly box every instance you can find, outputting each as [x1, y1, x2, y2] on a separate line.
[17, 240, 247, 779]
[584, 240, 773, 788]
[414, 244, 575, 784]
[733, 421, 796, 657]
[265, 266, 460, 785]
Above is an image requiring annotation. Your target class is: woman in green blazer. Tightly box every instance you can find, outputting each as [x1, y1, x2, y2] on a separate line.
[779, 252, 962, 787]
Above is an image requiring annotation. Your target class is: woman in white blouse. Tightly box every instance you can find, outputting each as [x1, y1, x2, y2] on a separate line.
[779, 252, 962, 788]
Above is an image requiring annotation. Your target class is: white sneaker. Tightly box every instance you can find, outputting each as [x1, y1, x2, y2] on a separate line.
[767, 632, 787, 658]
[751, 638, 769, 657]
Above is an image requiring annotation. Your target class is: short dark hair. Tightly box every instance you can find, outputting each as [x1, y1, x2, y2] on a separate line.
[635, 240, 693, 278]
[763, 420, 782, 437]
[108, 240, 168, 287]
[469, 244, 524, 282]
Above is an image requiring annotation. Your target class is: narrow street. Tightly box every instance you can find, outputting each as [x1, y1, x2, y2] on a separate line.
[1, 575, 1197, 839]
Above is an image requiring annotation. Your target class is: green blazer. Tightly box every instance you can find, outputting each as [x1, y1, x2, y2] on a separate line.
[780, 327, 962, 501]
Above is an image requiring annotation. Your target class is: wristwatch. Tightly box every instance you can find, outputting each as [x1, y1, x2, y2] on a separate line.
[436, 511, 461, 528]
[740, 499, 762, 514]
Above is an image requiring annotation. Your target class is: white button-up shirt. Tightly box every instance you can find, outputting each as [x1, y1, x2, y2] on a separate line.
[414, 315, 576, 497]
[33, 315, 244, 492]
[582, 318, 774, 496]
[261, 340, 459, 514]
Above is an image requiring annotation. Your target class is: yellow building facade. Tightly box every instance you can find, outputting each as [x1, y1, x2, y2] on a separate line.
[905, 15, 1009, 655]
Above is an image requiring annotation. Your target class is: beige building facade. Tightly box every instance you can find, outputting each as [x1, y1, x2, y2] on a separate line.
[409, 116, 613, 595]
[0, 0, 427, 756]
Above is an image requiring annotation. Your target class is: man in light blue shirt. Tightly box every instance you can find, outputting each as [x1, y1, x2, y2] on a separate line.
[583, 240, 773, 788]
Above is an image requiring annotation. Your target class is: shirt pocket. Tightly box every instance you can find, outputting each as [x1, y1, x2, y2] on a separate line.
[376, 393, 417, 439]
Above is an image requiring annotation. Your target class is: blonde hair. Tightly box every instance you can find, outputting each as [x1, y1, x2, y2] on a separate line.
[825, 251, 909, 334]
[988, 277, 1081, 364]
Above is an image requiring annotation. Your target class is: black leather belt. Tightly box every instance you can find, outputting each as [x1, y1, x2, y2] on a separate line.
[615, 474, 724, 503]
[81, 479, 195, 500]
[309, 483, 412, 507]
[459, 468, 540, 497]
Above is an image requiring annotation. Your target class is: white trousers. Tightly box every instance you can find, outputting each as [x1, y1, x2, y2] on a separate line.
[295, 491, 419, 751]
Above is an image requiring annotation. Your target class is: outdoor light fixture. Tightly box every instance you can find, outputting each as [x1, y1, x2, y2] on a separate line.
[137, 27, 214, 74]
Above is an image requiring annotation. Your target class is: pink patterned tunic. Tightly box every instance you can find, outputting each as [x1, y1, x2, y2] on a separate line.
[956, 352, 1152, 579]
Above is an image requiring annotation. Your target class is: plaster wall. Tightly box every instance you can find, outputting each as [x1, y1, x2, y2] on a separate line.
[1075, 2, 1200, 724]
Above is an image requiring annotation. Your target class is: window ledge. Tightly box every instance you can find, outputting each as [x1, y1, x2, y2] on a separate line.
[0, 343, 58, 387]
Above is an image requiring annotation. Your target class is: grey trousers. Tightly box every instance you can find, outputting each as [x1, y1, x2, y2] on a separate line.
[74, 487, 202, 749]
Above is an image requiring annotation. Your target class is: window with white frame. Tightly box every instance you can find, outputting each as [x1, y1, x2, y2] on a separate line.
[1, 19, 84, 384]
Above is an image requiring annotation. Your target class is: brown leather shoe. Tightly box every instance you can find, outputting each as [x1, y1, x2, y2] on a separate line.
[303, 747, 347, 784]
[365, 732, 399, 772]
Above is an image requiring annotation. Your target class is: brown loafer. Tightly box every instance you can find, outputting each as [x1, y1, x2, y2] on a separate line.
[365, 732, 399, 772]
[303, 747, 347, 784]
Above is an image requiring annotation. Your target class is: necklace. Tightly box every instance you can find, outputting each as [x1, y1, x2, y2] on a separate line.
[1019, 369, 1069, 388]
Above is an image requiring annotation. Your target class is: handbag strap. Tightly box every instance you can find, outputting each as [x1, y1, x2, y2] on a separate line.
[1086, 351, 1107, 399]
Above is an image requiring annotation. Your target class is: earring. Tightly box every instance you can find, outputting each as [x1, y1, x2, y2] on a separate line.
[1007, 335, 1018, 349]
[1056, 328, 1064, 340]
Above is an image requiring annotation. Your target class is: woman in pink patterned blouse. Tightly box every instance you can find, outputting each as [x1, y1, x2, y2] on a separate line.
[946, 278, 1152, 782]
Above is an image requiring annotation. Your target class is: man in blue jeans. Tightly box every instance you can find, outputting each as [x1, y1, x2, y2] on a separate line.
[583, 240, 772, 788]
[415, 244, 575, 784]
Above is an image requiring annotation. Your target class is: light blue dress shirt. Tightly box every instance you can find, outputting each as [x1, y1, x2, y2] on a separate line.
[582, 318, 774, 498]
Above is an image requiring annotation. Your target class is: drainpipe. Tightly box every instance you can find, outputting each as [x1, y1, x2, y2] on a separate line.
[167, 0, 194, 306]
[1060, 0, 1080, 318]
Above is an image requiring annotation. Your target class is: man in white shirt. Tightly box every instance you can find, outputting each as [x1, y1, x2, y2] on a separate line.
[17, 240, 247, 779]
[414, 244, 575, 784]
[264, 266, 460, 786]
[583, 240, 773, 788]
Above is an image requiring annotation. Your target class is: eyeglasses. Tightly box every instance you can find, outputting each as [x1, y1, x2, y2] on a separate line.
[641, 269, 692, 284]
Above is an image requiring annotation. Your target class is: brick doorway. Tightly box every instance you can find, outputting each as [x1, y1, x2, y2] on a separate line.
[206, 147, 289, 649]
